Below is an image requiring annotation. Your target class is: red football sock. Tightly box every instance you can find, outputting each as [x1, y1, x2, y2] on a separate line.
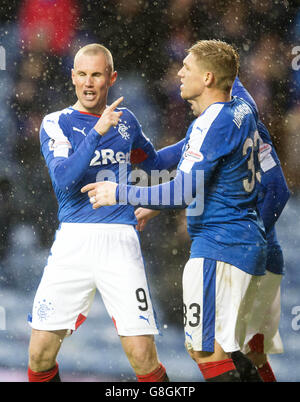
[28, 362, 59, 382]
[198, 358, 236, 380]
[136, 363, 169, 382]
[257, 362, 276, 382]
[248, 333, 264, 354]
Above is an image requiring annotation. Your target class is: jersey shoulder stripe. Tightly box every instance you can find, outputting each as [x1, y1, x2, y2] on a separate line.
[42, 108, 72, 136]
[189, 103, 225, 151]
[41, 108, 73, 158]
[180, 103, 224, 173]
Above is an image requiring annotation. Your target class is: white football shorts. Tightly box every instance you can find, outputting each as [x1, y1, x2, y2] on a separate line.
[29, 223, 159, 337]
[242, 270, 283, 355]
[183, 258, 264, 353]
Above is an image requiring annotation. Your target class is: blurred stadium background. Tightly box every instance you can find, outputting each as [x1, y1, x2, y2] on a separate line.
[0, 0, 299, 382]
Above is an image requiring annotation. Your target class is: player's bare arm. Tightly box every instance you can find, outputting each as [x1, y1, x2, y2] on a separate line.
[93, 96, 124, 136]
[135, 208, 160, 231]
[81, 181, 117, 208]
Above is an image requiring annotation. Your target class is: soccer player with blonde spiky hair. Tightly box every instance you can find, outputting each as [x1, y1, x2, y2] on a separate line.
[83, 40, 268, 382]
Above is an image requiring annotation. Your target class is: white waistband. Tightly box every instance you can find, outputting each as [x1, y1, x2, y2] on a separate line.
[59, 222, 134, 231]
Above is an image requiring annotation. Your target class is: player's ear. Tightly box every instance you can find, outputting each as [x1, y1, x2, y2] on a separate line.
[204, 71, 214, 87]
[71, 68, 76, 85]
[110, 71, 118, 87]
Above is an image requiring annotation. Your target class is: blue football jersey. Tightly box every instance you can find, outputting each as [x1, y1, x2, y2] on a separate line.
[232, 77, 287, 275]
[178, 97, 267, 276]
[257, 122, 285, 274]
[40, 106, 160, 225]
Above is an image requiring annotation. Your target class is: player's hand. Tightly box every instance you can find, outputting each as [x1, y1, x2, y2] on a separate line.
[93, 96, 124, 136]
[135, 208, 160, 231]
[81, 181, 118, 208]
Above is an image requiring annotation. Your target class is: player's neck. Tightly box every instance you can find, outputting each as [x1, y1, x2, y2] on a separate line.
[197, 90, 231, 115]
[72, 100, 106, 116]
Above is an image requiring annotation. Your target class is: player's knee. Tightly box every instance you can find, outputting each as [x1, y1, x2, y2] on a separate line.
[29, 353, 56, 372]
[185, 345, 197, 361]
[127, 342, 158, 372]
[28, 329, 66, 372]
[188, 350, 214, 364]
[185, 344, 214, 363]
[29, 345, 57, 372]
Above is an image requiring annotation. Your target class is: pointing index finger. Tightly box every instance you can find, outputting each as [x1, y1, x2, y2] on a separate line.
[108, 96, 124, 111]
[81, 182, 98, 193]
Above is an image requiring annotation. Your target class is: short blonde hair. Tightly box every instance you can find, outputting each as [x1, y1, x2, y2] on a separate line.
[73, 43, 114, 74]
[188, 40, 240, 92]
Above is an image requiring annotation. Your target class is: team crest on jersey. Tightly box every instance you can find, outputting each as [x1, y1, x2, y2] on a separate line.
[35, 299, 55, 322]
[183, 144, 204, 163]
[118, 123, 130, 140]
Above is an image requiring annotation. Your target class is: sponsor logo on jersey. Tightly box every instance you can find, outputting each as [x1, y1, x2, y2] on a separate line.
[195, 126, 204, 134]
[90, 148, 131, 166]
[73, 126, 87, 136]
[139, 315, 150, 325]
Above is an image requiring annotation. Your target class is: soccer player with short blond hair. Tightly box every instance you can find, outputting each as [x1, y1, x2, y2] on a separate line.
[83, 40, 268, 382]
